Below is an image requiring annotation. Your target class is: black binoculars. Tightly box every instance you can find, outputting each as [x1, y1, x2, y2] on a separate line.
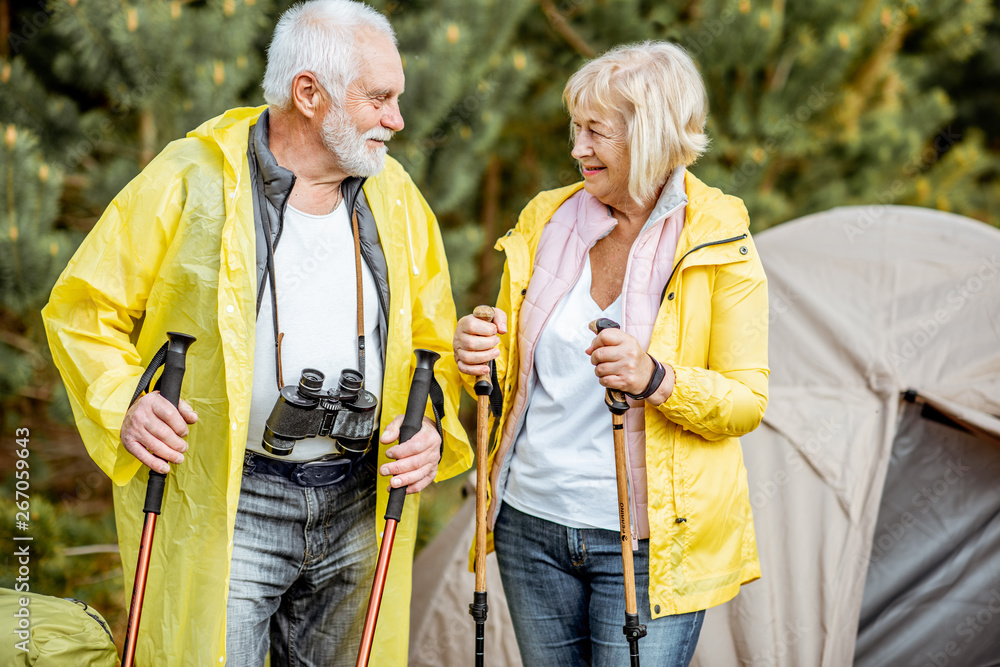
[262, 368, 379, 456]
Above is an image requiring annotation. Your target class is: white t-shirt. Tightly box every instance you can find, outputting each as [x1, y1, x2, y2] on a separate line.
[504, 254, 623, 531]
[246, 202, 382, 461]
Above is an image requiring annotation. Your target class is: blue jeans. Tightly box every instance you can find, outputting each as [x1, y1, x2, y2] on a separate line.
[494, 503, 704, 667]
[225, 455, 377, 666]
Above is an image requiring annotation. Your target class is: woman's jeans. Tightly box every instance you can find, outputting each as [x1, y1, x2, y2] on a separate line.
[494, 503, 704, 667]
[225, 456, 377, 667]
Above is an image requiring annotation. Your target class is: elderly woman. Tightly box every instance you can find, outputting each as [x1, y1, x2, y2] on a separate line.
[453, 41, 768, 666]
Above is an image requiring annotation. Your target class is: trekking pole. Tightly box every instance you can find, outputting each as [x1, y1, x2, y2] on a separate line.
[122, 331, 196, 667]
[469, 305, 495, 667]
[356, 349, 440, 667]
[589, 318, 646, 667]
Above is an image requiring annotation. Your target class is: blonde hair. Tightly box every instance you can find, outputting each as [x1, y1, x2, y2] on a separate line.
[563, 41, 709, 204]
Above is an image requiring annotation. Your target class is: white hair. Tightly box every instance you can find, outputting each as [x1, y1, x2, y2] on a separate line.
[564, 41, 709, 204]
[262, 0, 396, 111]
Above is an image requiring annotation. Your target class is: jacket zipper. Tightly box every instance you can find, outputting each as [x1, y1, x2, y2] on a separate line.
[659, 233, 748, 302]
[661, 231, 747, 526]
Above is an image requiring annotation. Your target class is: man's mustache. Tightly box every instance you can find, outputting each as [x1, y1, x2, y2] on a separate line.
[364, 128, 394, 143]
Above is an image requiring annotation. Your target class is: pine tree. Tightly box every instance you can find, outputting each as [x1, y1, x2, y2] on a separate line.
[363, 0, 540, 311]
[36, 0, 271, 205]
[0, 1, 266, 435]
[487, 0, 998, 240]
[0, 122, 72, 421]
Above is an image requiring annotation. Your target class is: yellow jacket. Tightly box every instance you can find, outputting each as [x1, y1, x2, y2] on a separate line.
[42, 106, 471, 665]
[483, 172, 767, 616]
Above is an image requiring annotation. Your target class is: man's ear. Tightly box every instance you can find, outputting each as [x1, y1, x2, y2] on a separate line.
[291, 71, 325, 119]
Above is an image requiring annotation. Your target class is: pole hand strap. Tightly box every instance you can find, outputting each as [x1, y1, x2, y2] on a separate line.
[488, 361, 502, 418]
[129, 341, 169, 407]
[429, 375, 446, 454]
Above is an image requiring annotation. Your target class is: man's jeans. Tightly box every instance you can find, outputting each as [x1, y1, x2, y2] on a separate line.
[494, 503, 704, 667]
[225, 455, 376, 666]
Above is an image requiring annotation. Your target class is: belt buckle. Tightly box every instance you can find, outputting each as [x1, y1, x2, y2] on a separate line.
[291, 457, 353, 487]
[243, 451, 257, 476]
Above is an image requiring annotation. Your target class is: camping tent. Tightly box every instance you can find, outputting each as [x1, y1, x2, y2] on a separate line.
[409, 478, 523, 666]
[408, 205, 1000, 666]
[691, 205, 1000, 666]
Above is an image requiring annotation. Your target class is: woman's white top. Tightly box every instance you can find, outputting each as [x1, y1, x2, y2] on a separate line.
[503, 254, 623, 531]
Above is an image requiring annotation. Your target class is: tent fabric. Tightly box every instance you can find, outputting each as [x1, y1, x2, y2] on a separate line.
[691, 205, 1000, 666]
[409, 480, 523, 666]
[854, 399, 1000, 666]
[408, 205, 1000, 666]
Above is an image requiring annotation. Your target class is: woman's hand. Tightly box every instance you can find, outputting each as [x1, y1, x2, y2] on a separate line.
[453, 308, 508, 376]
[586, 328, 675, 403]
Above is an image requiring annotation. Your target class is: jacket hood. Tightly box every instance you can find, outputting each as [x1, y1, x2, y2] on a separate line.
[186, 105, 266, 176]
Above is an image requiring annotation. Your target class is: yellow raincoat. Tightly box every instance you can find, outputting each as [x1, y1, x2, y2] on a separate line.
[480, 171, 767, 617]
[42, 106, 471, 665]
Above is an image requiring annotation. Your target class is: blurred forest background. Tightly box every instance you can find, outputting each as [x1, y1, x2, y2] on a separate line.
[1, 0, 999, 651]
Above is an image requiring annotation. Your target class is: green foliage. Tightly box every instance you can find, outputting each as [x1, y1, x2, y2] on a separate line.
[0, 126, 69, 312]
[377, 0, 538, 216]
[0, 123, 74, 413]
[0, 491, 121, 625]
[0, 57, 82, 162]
[487, 0, 999, 236]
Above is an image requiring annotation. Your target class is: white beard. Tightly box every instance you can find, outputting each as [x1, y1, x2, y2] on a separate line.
[322, 104, 393, 177]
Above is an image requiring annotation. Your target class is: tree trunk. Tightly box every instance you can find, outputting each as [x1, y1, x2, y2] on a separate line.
[473, 155, 502, 308]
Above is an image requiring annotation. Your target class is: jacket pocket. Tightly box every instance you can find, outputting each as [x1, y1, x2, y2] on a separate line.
[679, 434, 750, 581]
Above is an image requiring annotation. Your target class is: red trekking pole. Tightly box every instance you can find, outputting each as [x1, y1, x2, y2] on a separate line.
[356, 349, 440, 667]
[121, 331, 196, 667]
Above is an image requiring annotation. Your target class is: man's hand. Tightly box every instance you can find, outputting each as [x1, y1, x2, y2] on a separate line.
[378, 415, 441, 494]
[120, 391, 198, 474]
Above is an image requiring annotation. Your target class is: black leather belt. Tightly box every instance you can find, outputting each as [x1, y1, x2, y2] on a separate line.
[243, 450, 364, 487]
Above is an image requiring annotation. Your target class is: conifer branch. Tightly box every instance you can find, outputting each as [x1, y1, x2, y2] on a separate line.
[63, 544, 121, 556]
[474, 155, 502, 307]
[539, 0, 595, 59]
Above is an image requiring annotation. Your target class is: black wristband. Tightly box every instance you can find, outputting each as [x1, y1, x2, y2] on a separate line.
[626, 355, 666, 401]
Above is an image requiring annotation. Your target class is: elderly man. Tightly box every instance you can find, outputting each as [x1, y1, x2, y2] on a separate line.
[42, 1, 471, 665]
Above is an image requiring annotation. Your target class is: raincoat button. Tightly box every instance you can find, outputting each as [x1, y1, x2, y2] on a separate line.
[654, 604, 661, 614]
[740, 246, 748, 255]
[667, 292, 674, 301]
[521, 288, 527, 295]
[226, 305, 234, 313]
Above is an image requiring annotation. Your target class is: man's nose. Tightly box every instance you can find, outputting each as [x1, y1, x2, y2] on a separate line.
[383, 100, 404, 132]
